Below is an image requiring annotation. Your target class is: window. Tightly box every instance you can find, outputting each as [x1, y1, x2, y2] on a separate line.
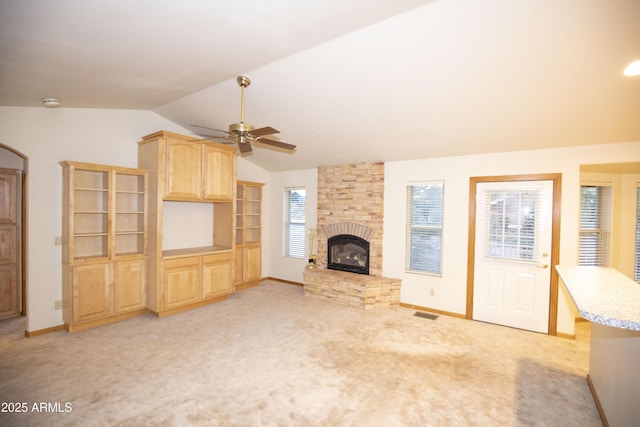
[579, 185, 612, 267]
[285, 188, 306, 258]
[635, 185, 640, 282]
[405, 182, 444, 275]
[485, 189, 539, 261]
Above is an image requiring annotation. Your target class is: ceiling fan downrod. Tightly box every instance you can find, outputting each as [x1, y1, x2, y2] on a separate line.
[230, 75, 254, 134]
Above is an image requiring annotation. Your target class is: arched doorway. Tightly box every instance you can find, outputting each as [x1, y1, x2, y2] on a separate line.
[0, 144, 28, 319]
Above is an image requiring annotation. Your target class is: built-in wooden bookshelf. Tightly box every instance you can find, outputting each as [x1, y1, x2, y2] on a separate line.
[234, 181, 263, 289]
[60, 161, 148, 332]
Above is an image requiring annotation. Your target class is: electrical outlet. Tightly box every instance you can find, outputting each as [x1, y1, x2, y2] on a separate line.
[429, 288, 435, 296]
[54, 300, 62, 310]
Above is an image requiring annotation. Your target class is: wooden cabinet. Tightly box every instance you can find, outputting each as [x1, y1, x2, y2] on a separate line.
[203, 145, 235, 200]
[166, 140, 202, 199]
[161, 251, 233, 313]
[235, 181, 263, 289]
[203, 252, 233, 298]
[164, 256, 201, 309]
[138, 131, 237, 316]
[71, 263, 110, 323]
[114, 259, 146, 313]
[60, 161, 148, 332]
[164, 135, 235, 201]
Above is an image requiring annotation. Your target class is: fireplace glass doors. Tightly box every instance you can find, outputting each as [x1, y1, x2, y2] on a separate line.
[327, 234, 369, 275]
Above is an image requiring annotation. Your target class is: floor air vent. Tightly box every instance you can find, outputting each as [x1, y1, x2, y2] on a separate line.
[414, 311, 439, 320]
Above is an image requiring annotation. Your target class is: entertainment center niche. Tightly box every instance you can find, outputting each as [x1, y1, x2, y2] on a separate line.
[138, 131, 237, 317]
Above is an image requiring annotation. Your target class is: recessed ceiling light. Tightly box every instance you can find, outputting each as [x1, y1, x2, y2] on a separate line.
[41, 97, 61, 108]
[623, 60, 640, 77]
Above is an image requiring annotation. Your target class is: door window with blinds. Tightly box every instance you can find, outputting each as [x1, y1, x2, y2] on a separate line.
[285, 188, 306, 258]
[579, 184, 612, 267]
[405, 182, 444, 275]
[485, 188, 540, 262]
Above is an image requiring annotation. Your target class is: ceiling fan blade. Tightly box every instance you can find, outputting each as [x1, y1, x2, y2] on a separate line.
[238, 141, 253, 154]
[190, 133, 236, 144]
[250, 126, 280, 137]
[257, 138, 296, 151]
[190, 124, 229, 134]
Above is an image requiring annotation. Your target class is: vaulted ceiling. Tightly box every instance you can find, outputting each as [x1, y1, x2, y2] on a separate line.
[2, 0, 639, 171]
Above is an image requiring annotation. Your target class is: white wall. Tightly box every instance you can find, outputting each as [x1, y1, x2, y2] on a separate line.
[264, 168, 318, 283]
[383, 140, 640, 336]
[0, 106, 193, 332]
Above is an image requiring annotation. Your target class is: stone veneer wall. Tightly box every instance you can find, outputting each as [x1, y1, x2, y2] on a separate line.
[317, 162, 384, 276]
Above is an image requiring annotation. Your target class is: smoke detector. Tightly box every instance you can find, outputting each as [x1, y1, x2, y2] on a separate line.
[41, 97, 61, 108]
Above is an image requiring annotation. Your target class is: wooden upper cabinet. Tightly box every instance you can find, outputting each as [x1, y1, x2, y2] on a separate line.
[164, 137, 235, 202]
[165, 140, 202, 200]
[203, 145, 234, 200]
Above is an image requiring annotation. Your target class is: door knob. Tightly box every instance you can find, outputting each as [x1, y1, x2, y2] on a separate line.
[538, 263, 549, 269]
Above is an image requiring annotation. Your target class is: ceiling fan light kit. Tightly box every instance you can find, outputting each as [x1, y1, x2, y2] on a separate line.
[192, 75, 296, 155]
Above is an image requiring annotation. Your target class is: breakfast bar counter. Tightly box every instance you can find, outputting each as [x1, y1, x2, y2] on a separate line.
[556, 265, 640, 427]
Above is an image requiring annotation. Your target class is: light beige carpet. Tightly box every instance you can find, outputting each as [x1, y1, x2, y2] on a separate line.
[0, 281, 601, 426]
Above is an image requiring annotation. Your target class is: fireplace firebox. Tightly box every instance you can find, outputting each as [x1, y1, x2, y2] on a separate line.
[327, 234, 370, 275]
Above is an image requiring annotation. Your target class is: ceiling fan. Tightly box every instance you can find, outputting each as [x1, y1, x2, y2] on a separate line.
[191, 76, 296, 155]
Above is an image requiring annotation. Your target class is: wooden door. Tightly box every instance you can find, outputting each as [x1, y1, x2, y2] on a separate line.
[163, 256, 200, 308]
[0, 169, 19, 319]
[202, 253, 232, 298]
[472, 180, 553, 333]
[165, 140, 201, 199]
[203, 146, 234, 201]
[71, 263, 111, 323]
[114, 258, 146, 312]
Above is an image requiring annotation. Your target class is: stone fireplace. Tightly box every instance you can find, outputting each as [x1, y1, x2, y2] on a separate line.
[303, 162, 401, 309]
[316, 162, 384, 276]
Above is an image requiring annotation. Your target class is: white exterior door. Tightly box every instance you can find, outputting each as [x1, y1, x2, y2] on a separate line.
[473, 180, 553, 333]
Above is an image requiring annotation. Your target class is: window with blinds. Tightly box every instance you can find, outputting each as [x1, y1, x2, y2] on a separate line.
[285, 188, 306, 258]
[635, 185, 640, 282]
[579, 185, 612, 267]
[485, 189, 540, 261]
[405, 182, 444, 275]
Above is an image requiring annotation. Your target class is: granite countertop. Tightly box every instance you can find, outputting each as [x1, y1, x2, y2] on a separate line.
[556, 265, 640, 331]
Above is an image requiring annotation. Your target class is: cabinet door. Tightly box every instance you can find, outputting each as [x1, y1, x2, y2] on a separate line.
[114, 258, 146, 312]
[202, 253, 232, 298]
[166, 141, 201, 199]
[233, 248, 244, 286]
[203, 146, 234, 200]
[164, 256, 200, 308]
[71, 263, 111, 323]
[245, 246, 261, 283]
